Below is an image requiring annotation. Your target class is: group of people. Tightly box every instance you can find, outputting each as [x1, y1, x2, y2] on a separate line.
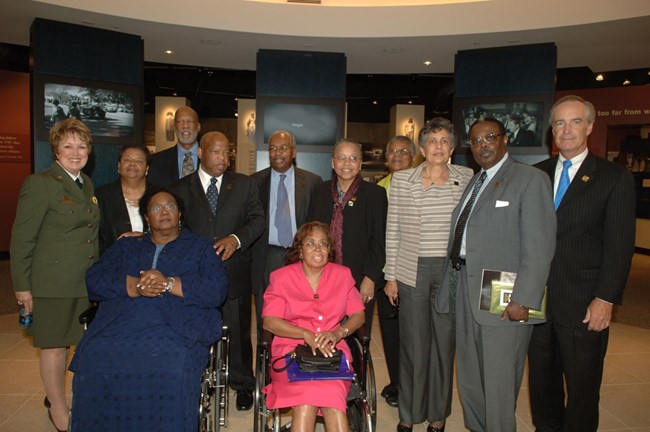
[10, 95, 636, 432]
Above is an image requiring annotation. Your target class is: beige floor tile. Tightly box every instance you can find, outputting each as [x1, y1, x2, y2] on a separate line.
[607, 353, 650, 382]
[600, 383, 650, 429]
[0, 340, 40, 361]
[0, 335, 25, 358]
[603, 360, 646, 385]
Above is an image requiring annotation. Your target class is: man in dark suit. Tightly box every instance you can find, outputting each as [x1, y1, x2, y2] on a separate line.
[170, 131, 265, 411]
[250, 130, 322, 335]
[528, 95, 636, 432]
[148, 106, 201, 187]
[506, 115, 536, 147]
[437, 118, 556, 431]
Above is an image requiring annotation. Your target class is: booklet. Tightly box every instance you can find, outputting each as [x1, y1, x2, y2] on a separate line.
[479, 269, 546, 320]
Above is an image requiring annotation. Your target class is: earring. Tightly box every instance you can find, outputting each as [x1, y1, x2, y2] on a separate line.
[299, 254, 303, 260]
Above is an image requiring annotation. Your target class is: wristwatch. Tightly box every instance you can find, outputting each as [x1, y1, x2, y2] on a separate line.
[340, 327, 349, 338]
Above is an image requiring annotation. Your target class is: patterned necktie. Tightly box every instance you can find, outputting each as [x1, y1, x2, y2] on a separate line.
[275, 174, 293, 247]
[75, 178, 83, 190]
[554, 160, 573, 210]
[181, 151, 194, 177]
[450, 171, 488, 270]
[206, 177, 218, 214]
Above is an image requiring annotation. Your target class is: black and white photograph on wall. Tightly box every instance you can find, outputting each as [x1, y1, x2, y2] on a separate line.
[33, 74, 142, 145]
[454, 96, 552, 153]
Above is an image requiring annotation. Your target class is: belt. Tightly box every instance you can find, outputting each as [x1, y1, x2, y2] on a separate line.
[453, 258, 467, 271]
[269, 245, 290, 251]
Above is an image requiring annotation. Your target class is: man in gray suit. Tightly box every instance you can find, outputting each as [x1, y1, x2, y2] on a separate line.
[437, 118, 556, 431]
[251, 130, 322, 335]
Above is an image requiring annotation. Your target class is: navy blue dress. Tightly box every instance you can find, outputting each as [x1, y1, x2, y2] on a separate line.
[70, 230, 228, 432]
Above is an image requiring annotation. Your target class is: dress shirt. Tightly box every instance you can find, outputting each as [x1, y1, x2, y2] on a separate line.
[56, 161, 83, 184]
[459, 153, 509, 257]
[553, 147, 588, 198]
[176, 143, 199, 176]
[268, 166, 297, 247]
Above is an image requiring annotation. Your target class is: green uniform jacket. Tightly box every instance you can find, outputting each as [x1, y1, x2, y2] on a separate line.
[11, 162, 100, 298]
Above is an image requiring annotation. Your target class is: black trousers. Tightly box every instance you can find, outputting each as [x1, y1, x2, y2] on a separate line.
[528, 319, 609, 432]
[223, 295, 255, 391]
[377, 289, 399, 386]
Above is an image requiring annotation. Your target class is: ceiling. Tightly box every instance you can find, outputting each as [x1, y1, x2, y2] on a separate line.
[1, 0, 649, 74]
[1, 0, 649, 122]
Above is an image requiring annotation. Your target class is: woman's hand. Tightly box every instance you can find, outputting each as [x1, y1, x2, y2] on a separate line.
[384, 280, 399, 306]
[136, 269, 168, 297]
[313, 331, 340, 357]
[116, 231, 144, 240]
[359, 276, 375, 304]
[15, 291, 33, 314]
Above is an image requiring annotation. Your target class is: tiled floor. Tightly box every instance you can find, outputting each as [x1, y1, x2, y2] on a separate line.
[1, 311, 650, 431]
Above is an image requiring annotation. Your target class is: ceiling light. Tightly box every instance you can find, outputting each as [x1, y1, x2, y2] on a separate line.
[172, 91, 178, 96]
[595, 74, 604, 81]
[234, 97, 238, 101]
[372, 100, 378, 105]
[234, 112, 239, 117]
[164, 50, 174, 55]
[423, 60, 432, 66]
[623, 79, 631, 85]
[408, 99, 413, 104]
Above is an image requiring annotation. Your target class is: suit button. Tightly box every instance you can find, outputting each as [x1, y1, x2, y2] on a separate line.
[88, 255, 94, 259]
[87, 239, 93, 244]
[87, 224, 93, 228]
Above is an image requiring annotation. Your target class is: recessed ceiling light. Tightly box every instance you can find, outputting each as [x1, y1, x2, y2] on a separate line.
[595, 74, 604, 81]
[234, 112, 239, 117]
[423, 60, 432, 66]
[408, 99, 413, 105]
[623, 79, 631, 85]
[164, 50, 174, 55]
[172, 91, 178, 96]
[372, 100, 378, 105]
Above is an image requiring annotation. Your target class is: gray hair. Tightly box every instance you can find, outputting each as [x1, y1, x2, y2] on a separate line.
[418, 117, 457, 149]
[332, 138, 362, 156]
[549, 95, 596, 125]
[268, 130, 296, 148]
[386, 135, 416, 156]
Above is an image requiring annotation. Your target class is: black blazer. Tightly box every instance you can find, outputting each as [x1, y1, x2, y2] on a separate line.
[250, 166, 322, 292]
[95, 178, 153, 255]
[170, 170, 265, 299]
[535, 152, 636, 327]
[307, 179, 387, 289]
[148, 145, 180, 187]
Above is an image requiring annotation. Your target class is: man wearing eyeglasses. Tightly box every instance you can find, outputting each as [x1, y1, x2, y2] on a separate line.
[528, 95, 636, 432]
[251, 130, 322, 337]
[436, 118, 556, 432]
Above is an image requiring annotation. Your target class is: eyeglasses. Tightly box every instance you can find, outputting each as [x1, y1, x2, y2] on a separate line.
[302, 240, 331, 250]
[388, 148, 410, 156]
[334, 154, 361, 163]
[269, 145, 292, 153]
[150, 203, 177, 214]
[468, 133, 504, 147]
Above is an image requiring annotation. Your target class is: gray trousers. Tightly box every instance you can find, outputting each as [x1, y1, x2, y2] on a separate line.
[398, 257, 454, 424]
[455, 265, 532, 432]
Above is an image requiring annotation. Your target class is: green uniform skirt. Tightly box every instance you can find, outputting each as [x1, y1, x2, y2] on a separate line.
[28, 297, 90, 348]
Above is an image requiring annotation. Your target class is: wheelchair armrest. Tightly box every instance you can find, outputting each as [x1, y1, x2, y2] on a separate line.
[351, 325, 371, 350]
[258, 329, 274, 350]
[78, 304, 98, 326]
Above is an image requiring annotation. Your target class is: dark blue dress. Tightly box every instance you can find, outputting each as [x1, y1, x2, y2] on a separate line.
[70, 230, 228, 431]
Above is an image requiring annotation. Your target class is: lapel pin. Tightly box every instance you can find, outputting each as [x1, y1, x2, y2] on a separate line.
[226, 183, 233, 190]
[495, 181, 501, 188]
[348, 196, 357, 207]
[92, 196, 98, 205]
[581, 175, 590, 183]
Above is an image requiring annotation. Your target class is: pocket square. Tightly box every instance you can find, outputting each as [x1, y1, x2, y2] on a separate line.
[495, 200, 509, 208]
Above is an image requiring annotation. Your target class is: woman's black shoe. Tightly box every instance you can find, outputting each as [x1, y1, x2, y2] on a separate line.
[396, 423, 413, 432]
[426, 424, 445, 432]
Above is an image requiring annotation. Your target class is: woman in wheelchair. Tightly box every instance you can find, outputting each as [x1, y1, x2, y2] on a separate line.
[262, 221, 366, 432]
[69, 188, 229, 431]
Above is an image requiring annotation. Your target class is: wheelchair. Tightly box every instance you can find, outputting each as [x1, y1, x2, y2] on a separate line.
[78, 306, 230, 432]
[253, 326, 376, 432]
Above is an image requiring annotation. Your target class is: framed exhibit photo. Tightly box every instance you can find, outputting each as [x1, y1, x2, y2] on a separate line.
[33, 74, 143, 144]
[454, 94, 553, 155]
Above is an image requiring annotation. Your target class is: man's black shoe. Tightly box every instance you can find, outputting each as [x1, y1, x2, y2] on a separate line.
[236, 389, 253, 411]
[381, 384, 398, 407]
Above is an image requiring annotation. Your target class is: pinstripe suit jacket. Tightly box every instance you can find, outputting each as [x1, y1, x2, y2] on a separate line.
[535, 152, 636, 327]
[384, 163, 473, 287]
[170, 170, 265, 299]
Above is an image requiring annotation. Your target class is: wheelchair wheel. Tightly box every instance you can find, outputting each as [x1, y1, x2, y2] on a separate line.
[347, 398, 372, 432]
[199, 344, 217, 432]
[253, 339, 270, 432]
[199, 327, 229, 432]
[365, 354, 377, 430]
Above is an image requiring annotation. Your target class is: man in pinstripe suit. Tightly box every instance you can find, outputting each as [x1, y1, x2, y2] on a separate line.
[171, 131, 265, 411]
[528, 95, 636, 432]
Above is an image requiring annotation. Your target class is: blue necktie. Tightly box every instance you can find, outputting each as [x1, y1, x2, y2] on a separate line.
[207, 177, 218, 214]
[554, 160, 572, 210]
[275, 174, 292, 247]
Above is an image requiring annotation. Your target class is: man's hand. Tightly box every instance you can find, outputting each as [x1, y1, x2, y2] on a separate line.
[214, 235, 239, 261]
[501, 300, 529, 322]
[582, 298, 612, 331]
[359, 276, 375, 304]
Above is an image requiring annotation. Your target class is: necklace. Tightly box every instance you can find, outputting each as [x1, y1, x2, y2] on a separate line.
[422, 165, 449, 183]
[124, 196, 139, 207]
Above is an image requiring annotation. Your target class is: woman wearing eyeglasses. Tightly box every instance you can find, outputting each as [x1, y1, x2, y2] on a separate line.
[384, 118, 473, 432]
[307, 138, 388, 333]
[263, 221, 365, 432]
[69, 188, 228, 431]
